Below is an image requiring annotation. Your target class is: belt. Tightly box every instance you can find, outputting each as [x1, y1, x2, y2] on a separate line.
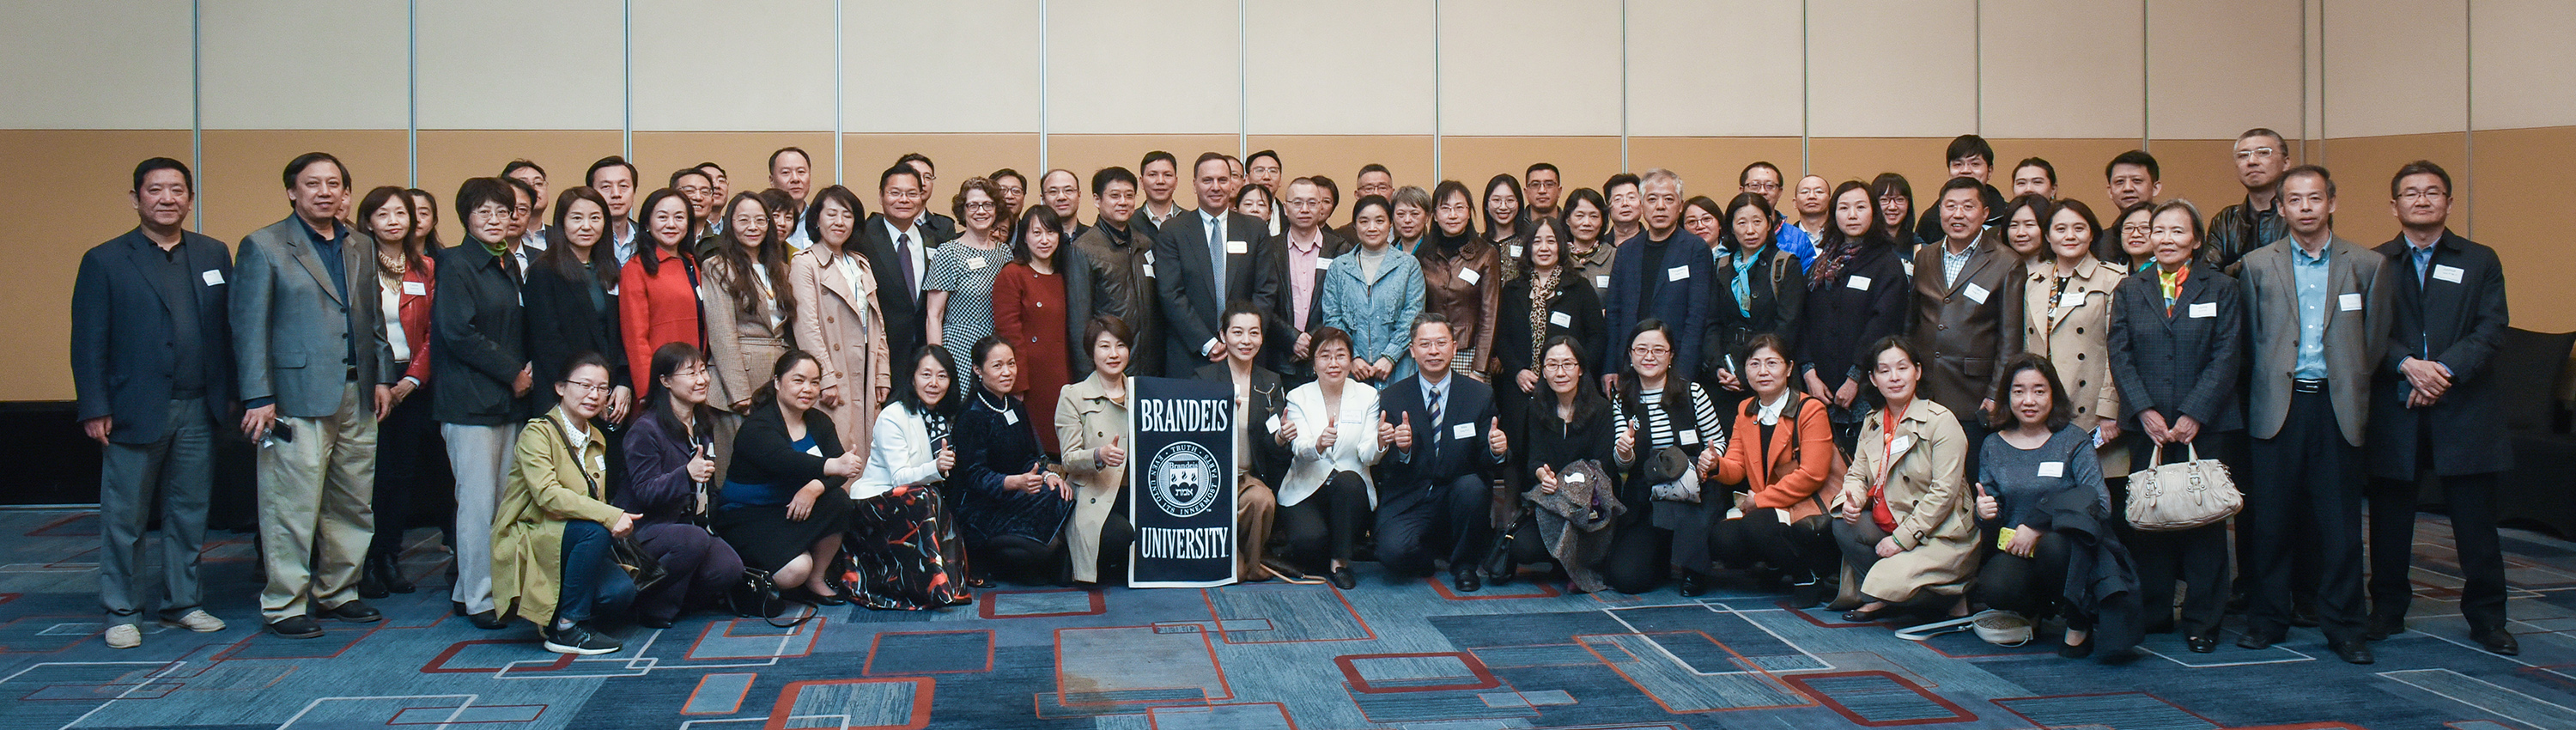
[2292, 378, 2327, 393]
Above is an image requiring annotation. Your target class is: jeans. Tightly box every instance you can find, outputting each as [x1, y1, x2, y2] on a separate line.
[556, 520, 635, 624]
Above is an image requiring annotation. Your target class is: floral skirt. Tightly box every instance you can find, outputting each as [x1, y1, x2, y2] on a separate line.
[841, 484, 972, 610]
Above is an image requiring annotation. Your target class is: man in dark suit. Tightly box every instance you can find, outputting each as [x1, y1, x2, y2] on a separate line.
[1264, 178, 1353, 380]
[1156, 152, 1279, 376]
[1910, 175, 2026, 470]
[1376, 313, 1510, 592]
[232, 152, 395, 639]
[70, 158, 236, 648]
[1198, 304, 1289, 581]
[2362, 161, 2517, 655]
[861, 164, 936, 364]
[1601, 168, 1713, 386]
[2235, 165, 2391, 665]
[897, 153, 960, 243]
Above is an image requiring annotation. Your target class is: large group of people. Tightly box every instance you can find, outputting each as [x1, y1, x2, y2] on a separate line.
[70, 130, 2518, 666]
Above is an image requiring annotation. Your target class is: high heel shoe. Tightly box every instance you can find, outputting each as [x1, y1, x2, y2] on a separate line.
[1843, 604, 1899, 623]
[2058, 631, 2095, 659]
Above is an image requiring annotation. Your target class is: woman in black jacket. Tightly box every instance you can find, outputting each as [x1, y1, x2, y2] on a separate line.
[717, 350, 863, 605]
[951, 336, 1073, 584]
[1704, 192, 1807, 411]
[1795, 181, 1911, 450]
[1495, 217, 1607, 436]
[1498, 337, 1619, 592]
[618, 343, 747, 626]
[523, 186, 629, 418]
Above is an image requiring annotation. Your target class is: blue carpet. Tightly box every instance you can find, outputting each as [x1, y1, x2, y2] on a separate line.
[4, 509, 2575, 729]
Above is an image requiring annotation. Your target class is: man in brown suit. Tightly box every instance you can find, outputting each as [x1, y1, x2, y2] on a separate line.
[1911, 175, 2026, 471]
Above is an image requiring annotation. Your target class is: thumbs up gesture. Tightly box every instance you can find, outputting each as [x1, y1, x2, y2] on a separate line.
[1614, 417, 1638, 462]
[1317, 420, 1340, 453]
[1486, 418, 1509, 456]
[1386, 411, 1414, 450]
[1973, 482, 1999, 521]
[1098, 435, 1127, 469]
[1535, 464, 1559, 495]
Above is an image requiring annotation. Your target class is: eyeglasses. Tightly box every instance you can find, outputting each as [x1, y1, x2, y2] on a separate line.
[2234, 146, 2281, 160]
[1743, 181, 1781, 192]
[1543, 361, 1583, 372]
[563, 380, 612, 394]
[2397, 189, 2447, 202]
[1630, 344, 1671, 356]
[963, 201, 997, 210]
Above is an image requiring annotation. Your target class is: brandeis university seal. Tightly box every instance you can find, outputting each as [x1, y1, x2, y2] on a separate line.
[1146, 441, 1222, 518]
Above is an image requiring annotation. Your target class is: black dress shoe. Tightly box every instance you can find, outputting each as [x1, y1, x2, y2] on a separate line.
[2472, 628, 2520, 656]
[2364, 615, 2407, 642]
[266, 615, 324, 639]
[2290, 606, 2322, 628]
[381, 558, 416, 594]
[637, 615, 677, 630]
[806, 588, 849, 607]
[1327, 566, 1357, 590]
[2330, 638, 2375, 665]
[1843, 605, 1899, 623]
[2058, 634, 2095, 660]
[467, 610, 506, 630]
[1452, 570, 1482, 593]
[356, 571, 390, 599]
[1675, 572, 1708, 598]
[322, 599, 382, 623]
[2236, 630, 2281, 650]
[2186, 634, 2220, 654]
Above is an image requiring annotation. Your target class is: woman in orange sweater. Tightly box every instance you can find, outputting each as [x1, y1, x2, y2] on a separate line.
[1710, 333, 1840, 605]
[618, 188, 704, 397]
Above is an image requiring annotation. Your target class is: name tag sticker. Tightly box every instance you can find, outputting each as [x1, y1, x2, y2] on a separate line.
[1549, 311, 1572, 327]
[1565, 471, 1585, 484]
[2432, 265, 2464, 283]
[1225, 240, 1249, 255]
[1667, 265, 1690, 282]
[1459, 268, 1482, 286]
[966, 257, 987, 271]
[1847, 275, 1871, 291]
[1265, 414, 1281, 434]
[1680, 429, 1701, 445]
[1143, 251, 1155, 264]
[1509, 244, 1524, 259]
[2339, 292, 2362, 312]
[2038, 461, 2064, 478]
[1141, 263, 1156, 278]
[1003, 409, 1019, 424]
[403, 280, 428, 295]
[1964, 283, 1991, 304]
[1595, 274, 1610, 289]
[2189, 301, 2216, 319]
[1314, 258, 1334, 271]
[201, 270, 224, 286]
[1888, 435, 1916, 458]
[1452, 422, 1477, 440]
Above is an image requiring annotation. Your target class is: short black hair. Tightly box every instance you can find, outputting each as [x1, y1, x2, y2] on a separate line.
[501, 175, 537, 204]
[1193, 151, 1230, 176]
[1247, 149, 1280, 167]
[132, 157, 193, 193]
[1738, 161, 1781, 187]
[769, 147, 810, 172]
[989, 167, 1026, 190]
[1091, 166, 1138, 197]
[1140, 150, 1177, 172]
[1937, 175, 1988, 206]
[896, 152, 934, 173]
[454, 177, 514, 222]
[879, 164, 921, 190]
[1602, 173, 1642, 196]
[696, 161, 725, 175]
[283, 152, 347, 189]
[584, 155, 636, 188]
[2011, 156, 2056, 185]
[2390, 160, 2451, 199]
[1358, 162, 1392, 179]
[2282, 164, 2336, 198]
[2105, 149, 2160, 181]
[501, 159, 544, 179]
[1525, 161, 1559, 178]
[670, 166, 711, 189]
[1945, 134, 1995, 166]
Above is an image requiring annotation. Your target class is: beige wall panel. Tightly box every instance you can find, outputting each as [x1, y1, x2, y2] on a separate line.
[1046, 136, 1241, 206]
[631, 0, 835, 131]
[416, 131, 626, 242]
[1245, 137, 1437, 198]
[197, 131, 408, 242]
[1806, 137, 1954, 210]
[198, 0, 409, 130]
[2145, 138, 2264, 218]
[1244, 0, 1435, 136]
[1805, 0, 1977, 137]
[0, 2, 191, 130]
[2146, 0, 2303, 141]
[1984, 138, 2142, 220]
[2315, 131, 2470, 249]
[1048, 0, 1240, 135]
[0, 131, 193, 401]
[1439, 137, 1622, 197]
[629, 132, 838, 201]
[1625, 0, 1802, 137]
[416, 0, 624, 131]
[1624, 137, 1805, 204]
[842, 134, 1044, 206]
[845, 0, 1041, 134]
[2470, 0, 2576, 131]
[2322, 0, 2468, 138]
[1979, 0, 2144, 139]
[1438, 0, 1622, 137]
[2471, 125, 2576, 331]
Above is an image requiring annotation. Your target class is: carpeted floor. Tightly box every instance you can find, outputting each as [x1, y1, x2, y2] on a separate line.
[4, 508, 2574, 729]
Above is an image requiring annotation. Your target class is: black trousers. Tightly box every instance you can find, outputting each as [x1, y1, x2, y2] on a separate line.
[2244, 391, 2368, 642]
[1710, 510, 1838, 581]
[1277, 471, 1371, 571]
[2366, 435, 2506, 631]
[1374, 473, 1491, 578]
[1971, 531, 2078, 623]
[972, 534, 1067, 585]
[2128, 435, 2236, 637]
[368, 384, 449, 560]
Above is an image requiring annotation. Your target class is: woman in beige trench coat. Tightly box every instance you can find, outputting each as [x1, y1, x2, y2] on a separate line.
[1056, 318, 1136, 585]
[1833, 337, 1978, 621]
[790, 186, 893, 457]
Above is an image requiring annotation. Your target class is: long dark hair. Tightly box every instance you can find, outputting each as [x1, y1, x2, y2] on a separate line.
[895, 344, 960, 417]
[404, 188, 444, 250]
[715, 192, 794, 319]
[635, 187, 696, 277]
[1538, 335, 1606, 424]
[644, 342, 717, 447]
[1824, 180, 1893, 251]
[1012, 204, 1069, 270]
[1859, 335, 1923, 411]
[1482, 173, 1524, 242]
[538, 186, 617, 290]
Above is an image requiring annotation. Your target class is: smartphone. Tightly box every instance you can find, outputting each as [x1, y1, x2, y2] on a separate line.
[261, 421, 295, 448]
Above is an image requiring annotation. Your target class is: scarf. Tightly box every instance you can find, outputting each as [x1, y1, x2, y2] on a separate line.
[1809, 235, 1859, 291]
[1526, 267, 1561, 365]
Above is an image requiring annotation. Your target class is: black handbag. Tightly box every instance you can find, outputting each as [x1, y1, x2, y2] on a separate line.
[723, 567, 817, 628]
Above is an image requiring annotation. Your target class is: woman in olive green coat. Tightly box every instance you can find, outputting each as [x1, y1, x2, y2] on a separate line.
[493, 355, 642, 655]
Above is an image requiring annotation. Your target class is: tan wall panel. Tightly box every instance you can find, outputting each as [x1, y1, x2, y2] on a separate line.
[1046, 136, 1241, 208]
[1980, 0, 2144, 139]
[630, 0, 835, 131]
[1438, 0, 1623, 137]
[1438, 137, 1622, 197]
[198, 0, 409, 130]
[1245, 137, 1437, 198]
[415, 131, 626, 243]
[0, 131, 194, 402]
[1806, 137, 1954, 210]
[2147, 0, 2303, 140]
[2471, 125, 2576, 331]
[629, 132, 838, 201]
[0, 2, 191, 130]
[2315, 132, 2470, 251]
[416, 0, 624, 131]
[2145, 138, 2266, 219]
[845, 0, 1041, 134]
[197, 131, 409, 243]
[842, 135, 1044, 208]
[2322, 0, 2468, 138]
[1244, 0, 1436, 136]
[2470, 0, 2576, 131]
[1624, 137, 1805, 204]
[1048, 0, 1240, 135]
[1625, 0, 1802, 137]
[1984, 138, 2142, 222]
[1806, 0, 1978, 137]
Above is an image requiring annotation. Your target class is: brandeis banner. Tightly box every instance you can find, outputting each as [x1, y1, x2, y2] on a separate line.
[1127, 376, 1239, 587]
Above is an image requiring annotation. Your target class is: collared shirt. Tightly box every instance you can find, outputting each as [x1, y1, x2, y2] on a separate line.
[1755, 389, 1790, 426]
[610, 217, 638, 265]
[1285, 229, 1322, 327]
[2290, 242, 2332, 380]
[138, 234, 206, 394]
[301, 217, 359, 370]
[1419, 372, 1455, 460]
[2409, 239, 2438, 285]
[1143, 202, 1181, 229]
[1941, 241, 1975, 288]
[784, 224, 813, 252]
[883, 216, 930, 295]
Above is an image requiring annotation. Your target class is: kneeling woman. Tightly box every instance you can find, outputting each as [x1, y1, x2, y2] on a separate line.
[844, 344, 972, 610]
[619, 344, 749, 627]
[1278, 327, 1386, 588]
[1058, 316, 1139, 585]
[493, 354, 643, 654]
[1710, 334, 1839, 605]
[1970, 355, 2116, 657]
[1604, 319, 1728, 595]
[718, 350, 864, 605]
[953, 336, 1074, 583]
[1834, 337, 1978, 622]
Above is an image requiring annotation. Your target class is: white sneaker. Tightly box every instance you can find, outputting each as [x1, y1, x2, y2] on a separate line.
[104, 624, 142, 649]
[161, 610, 227, 633]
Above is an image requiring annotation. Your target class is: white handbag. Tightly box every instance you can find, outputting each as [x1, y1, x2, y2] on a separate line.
[2123, 443, 2241, 532]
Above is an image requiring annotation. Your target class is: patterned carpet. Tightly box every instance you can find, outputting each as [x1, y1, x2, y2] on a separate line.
[4, 508, 2575, 729]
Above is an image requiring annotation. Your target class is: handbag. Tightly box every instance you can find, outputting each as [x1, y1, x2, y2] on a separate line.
[2123, 442, 2241, 532]
[722, 567, 817, 628]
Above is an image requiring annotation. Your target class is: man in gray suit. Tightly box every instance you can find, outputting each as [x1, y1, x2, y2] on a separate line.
[232, 153, 395, 639]
[1155, 152, 1278, 376]
[2233, 165, 2391, 664]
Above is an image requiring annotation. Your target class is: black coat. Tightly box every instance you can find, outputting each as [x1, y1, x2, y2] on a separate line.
[2041, 486, 2143, 656]
[430, 243, 529, 425]
[1515, 393, 1617, 486]
[728, 402, 845, 494]
[1705, 245, 1807, 383]
[1794, 244, 1908, 392]
[2368, 232, 2512, 477]
[1155, 209, 1276, 375]
[521, 258, 626, 411]
[1260, 229, 1354, 376]
[1494, 273, 1610, 381]
[70, 228, 236, 443]
[2106, 261, 2245, 434]
[1377, 374, 1506, 491]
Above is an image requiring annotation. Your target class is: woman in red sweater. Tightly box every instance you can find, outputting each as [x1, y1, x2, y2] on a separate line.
[619, 188, 703, 392]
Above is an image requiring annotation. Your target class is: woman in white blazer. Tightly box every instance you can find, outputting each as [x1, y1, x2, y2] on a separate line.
[1277, 327, 1388, 589]
[845, 344, 970, 609]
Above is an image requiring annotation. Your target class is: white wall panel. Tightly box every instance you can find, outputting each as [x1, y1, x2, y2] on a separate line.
[1048, 0, 1239, 135]
[0, 1, 193, 129]
[1437, 0, 1622, 137]
[1981, 0, 2144, 138]
[2470, 0, 2576, 131]
[845, 0, 1040, 134]
[1625, 0, 1802, 137]
[2146, 0, 2305, 139]
[1805, 0, 1978, 137]
[2322, 0, 2468, 137]
[631, 0, 836, 131]
[1244, 0, 1436, 136]
[416, 0, 623, 130]
[198, 0, 408, 130]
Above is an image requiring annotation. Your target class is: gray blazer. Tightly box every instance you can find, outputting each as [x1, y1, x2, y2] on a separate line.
[231, 216, 392, 418]
[2236, 234, 2391, 446]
